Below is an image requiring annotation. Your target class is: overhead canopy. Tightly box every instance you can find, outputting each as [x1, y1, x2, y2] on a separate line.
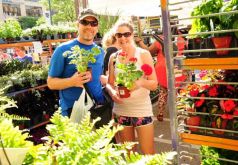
[88, 0, 162, 16]
[87, 0, 201, 27]
[88, 0, 201, 17]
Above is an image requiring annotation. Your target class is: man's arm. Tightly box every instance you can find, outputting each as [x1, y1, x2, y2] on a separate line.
[47, 72, 92, 90]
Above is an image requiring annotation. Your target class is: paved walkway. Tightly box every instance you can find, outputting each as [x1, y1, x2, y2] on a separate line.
[152, 102, 201, 165]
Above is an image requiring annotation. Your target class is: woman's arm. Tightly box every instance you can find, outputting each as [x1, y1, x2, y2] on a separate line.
[106, 54, 123, 103]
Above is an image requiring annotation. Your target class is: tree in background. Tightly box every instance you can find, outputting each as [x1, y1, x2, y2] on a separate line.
[40, 0, 76, 24]
[18, 16, 38, 30]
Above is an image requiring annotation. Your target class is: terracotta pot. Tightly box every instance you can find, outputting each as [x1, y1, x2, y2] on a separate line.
[117, 86, 130, 98]
[211, 36, 232, 55]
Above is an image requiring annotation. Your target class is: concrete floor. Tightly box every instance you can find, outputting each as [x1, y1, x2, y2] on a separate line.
[152, 102, 201, 165]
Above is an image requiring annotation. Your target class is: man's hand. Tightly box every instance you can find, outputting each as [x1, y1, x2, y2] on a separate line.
[70, 71, 92, 87]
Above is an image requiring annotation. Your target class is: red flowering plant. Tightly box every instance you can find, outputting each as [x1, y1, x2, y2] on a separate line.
[115, 51, 153, 90]
[178, 70, 238, 137]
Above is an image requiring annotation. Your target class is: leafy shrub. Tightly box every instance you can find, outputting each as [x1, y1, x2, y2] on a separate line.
[18, 16, 38, 30]
[0, 19, 22, 39]
[24, 110, 172, 164]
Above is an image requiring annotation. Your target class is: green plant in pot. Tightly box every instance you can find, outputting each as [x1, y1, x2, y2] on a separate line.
[115, 51, 153, 98]
[0, 88, 33, 165]
[63, 45, 101, 73]
[189, 0, 237, 55]
[0, 18, 23, 43]
[210, 0, 238, 55]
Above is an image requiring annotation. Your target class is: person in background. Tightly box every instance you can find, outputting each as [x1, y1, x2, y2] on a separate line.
[100, 29, 120, 85]
[102, 30, 120, 75]
[135, 30, 187, 122]
[14, 47, 33, 63]
[106, 19, 157, 154]
[0, 49, 11, 62]
[135, 35, 167, 122]
[47, 8, 105, 118]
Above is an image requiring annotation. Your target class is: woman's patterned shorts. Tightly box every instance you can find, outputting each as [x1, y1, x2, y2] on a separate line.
[113, 114, 153, 127]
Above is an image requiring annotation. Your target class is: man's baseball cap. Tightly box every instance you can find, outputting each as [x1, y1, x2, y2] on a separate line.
[78, 8, 99, 22]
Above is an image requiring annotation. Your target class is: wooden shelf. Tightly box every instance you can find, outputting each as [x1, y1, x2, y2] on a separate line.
[7, 84, 48, 97]
[0, 39, 70, 49]
[180, 133, 238, 151]
[178, 57, 238, 70]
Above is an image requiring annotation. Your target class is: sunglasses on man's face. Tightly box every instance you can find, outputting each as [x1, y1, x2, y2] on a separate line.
[115, 32, 132, 38]
[79, 19, 98, 27]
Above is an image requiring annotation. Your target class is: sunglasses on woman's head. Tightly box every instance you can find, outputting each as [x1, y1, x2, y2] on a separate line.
[115, 32, 132, 38]
[79, 19, 98, 27]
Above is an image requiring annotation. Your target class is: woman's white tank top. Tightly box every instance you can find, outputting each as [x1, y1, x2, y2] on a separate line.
[113, 47, 153, 117]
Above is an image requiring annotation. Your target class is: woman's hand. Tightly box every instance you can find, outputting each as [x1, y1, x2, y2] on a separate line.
[109, 88, 123, 104]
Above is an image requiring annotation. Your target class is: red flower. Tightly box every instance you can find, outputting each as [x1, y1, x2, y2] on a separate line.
[190, 89, 199, 97]
[234, 109, 238, 116]
[195, 94, 205, 107]
[223, 100, 236, 112]
[141, 64, 153, 76]
[201, 85, 210, 90]
[208, 86, 218, 97]
[221, 114, 234, 120]
[226, 85, 235, 91]
[119, 51, 127, 57]
[129, 57, 137, 62]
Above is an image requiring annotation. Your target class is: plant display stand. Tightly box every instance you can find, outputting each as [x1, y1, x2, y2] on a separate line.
[160, 0, 238, 164]
[180, 133, 238, 151]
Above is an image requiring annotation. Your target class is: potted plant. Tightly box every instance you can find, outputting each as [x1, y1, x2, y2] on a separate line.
[188, 0, 237, 56]
[0, 18, 23, 43]
[63, 45, 101, 73]
[0, 88, 33, 165]
[179, 70, 238, 137]
[115, 51, 153, 98]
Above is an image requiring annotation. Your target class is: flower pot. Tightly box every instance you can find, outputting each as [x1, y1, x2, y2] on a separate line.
[0, 148, 29, 165]
[117, 86, 130, 98]
[211, 36, 232, 55]
[186, 116, 201, 132]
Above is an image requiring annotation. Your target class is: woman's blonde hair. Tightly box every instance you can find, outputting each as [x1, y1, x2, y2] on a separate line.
[112, 18, 134, 34]
[102, 30, 117, 49]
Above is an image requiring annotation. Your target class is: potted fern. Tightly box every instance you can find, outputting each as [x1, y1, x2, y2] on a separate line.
[0, 88, 33, 165]
[23, 110, 175, 164]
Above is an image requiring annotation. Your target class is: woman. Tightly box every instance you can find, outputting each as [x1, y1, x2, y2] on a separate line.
[100, 30, 120, 85]
[106, 19, 158, 154]
[102, 30, 120, 75]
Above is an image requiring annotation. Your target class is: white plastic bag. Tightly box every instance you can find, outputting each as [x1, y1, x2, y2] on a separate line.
[70, 88, 94, 123]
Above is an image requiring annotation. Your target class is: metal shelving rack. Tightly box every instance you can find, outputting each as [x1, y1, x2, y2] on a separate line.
[160, 0, 238, 164]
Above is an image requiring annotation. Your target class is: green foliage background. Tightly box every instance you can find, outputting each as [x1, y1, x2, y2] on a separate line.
[40, 0, 76, 24]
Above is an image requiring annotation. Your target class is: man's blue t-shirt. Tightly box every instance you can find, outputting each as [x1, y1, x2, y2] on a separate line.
[48, 39, 105, 116]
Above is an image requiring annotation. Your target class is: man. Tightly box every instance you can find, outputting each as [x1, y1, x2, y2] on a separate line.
[14, 47, 33, 62]
[47, 8, 105, 117]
